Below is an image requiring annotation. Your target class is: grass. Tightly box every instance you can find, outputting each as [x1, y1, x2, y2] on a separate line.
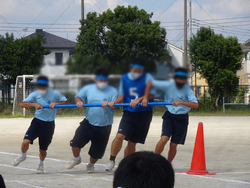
[0, 106, 249, 118]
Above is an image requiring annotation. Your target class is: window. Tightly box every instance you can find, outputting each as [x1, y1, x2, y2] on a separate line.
[55, 53, 63, 65]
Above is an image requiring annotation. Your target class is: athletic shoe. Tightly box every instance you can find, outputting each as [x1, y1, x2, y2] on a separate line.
[65, 157, 81, 169]
[105, 160, 115, 171]
[36, 164, 44, 174]
[86, 163, 94, 173]
[11, 155, 26, 166]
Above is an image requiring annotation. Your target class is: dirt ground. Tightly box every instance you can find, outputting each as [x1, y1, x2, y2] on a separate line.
[0, 116, 250, 188]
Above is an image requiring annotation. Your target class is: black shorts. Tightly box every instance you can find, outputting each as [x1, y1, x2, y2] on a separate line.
[118, 110, 153, 144]
[70, 119, 112, 159]
[161, 111, 189, 145]
[24, 118, 55, 150]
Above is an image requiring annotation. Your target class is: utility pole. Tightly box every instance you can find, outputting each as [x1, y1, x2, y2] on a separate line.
[81, 0, 84, 20]
[189, 0, 192, 41]
[184, 0, 188, 68]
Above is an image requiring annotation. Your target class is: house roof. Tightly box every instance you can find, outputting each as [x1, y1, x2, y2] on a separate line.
[25, 29, 76, 49]
[241, 38, 250, 52]
[165, 39, 184, 53]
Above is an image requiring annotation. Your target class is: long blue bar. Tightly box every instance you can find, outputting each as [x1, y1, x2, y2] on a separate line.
[41, 102, 172, 109]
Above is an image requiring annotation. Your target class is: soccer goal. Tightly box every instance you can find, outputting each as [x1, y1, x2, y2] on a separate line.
[12, 74, 121, 116]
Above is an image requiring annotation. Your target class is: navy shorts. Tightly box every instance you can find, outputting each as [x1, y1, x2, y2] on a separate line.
[118, 110, 153, 144]
[70, 119, 112, 159]
[161, 111, 189, 145]
[24, 118, 55, 150]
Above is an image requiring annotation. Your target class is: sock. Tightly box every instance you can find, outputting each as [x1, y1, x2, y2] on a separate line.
[88, 161, 94, 166]
[110, 155, 116, 162]
[38, 159, 44, 165]
[20, 152, 26, 158]
[73, 156, 80, 161]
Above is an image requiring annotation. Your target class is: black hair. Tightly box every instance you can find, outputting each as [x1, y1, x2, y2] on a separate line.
[95, 68, 109, 76]
[113, 151, 175, 188]
[36, 75, 49, 86]
[131, 57, 145, 66]
[174, 67, 188, 79]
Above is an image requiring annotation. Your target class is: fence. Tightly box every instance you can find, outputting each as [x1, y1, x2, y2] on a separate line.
[1, 81, 250, 116]
[223, 96, 250, 113]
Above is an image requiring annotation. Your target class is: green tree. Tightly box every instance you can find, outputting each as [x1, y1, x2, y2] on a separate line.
[67, 5, 169, 74]
[189, 27, 242, 108]
[0, 33, 50, 85]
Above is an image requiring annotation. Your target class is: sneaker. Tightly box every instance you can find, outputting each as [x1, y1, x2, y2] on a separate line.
[105, 160, 115, 172]
[65, 157, 81, 169]
[86, 163, 94, 173]
[36, 164, 44, 174]
[12, 155, 26, 166]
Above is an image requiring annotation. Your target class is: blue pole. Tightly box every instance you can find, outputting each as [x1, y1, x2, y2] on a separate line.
[41, 102, 172, 109]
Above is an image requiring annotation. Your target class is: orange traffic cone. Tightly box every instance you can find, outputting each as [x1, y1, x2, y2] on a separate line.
[183, 122, 215, 175]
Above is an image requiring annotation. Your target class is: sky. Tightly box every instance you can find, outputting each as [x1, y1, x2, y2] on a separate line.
[0, 0, 249, 48]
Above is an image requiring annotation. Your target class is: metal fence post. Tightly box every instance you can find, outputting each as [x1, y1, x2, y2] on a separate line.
[23, 75, 26, 117]
[223, 97, 225, 113]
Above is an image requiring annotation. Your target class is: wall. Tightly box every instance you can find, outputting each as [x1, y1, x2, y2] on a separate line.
[40, 49, 70, 76]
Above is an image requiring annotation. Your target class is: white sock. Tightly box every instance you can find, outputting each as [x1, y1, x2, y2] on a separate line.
[20, 152, 26, 158]
[73, 156, 80, 161]
[88, 161, 94, 166]
[38, 159, 44, 165]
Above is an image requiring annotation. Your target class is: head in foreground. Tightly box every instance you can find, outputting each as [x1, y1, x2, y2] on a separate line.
[173, 67, 188, 89]
[36, 75, 49, 95]
[94, 68, 109, 90]
[113, 151, 175, 188]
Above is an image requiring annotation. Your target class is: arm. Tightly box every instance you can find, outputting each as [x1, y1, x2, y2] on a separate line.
[141, 80, 153, 107]
[20, 102, 43, 110]
[130, 94, 155, 107]
[108, 95, 124, 109]
[172, 101, 199, 109]
[49, 101, 69, 109]
[75, 97, 84, 108]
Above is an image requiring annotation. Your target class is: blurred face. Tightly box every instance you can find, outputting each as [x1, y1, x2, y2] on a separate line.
[37, 85, 48, 95]
[174, 77, 187, 89]
[94, 78, 108, 90]
[130, 67, 144, 79]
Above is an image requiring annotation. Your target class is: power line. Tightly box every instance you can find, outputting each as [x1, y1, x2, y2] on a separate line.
[239, 13, 250, 41]
[46, 0, 75, 31]
[194, 16, 250, 22]
[24, 0, 55, 29]
[0, 15, 21, 37]
[156, 0, 176, 20]
[194, 0, 230, 35]
[147, 0, 160, 11]
[91, 0, 102, 13]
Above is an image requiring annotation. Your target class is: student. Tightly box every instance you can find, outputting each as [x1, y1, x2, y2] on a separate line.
[142, 67, 198, 162]
[65, 69, 118, 173]
[11, 76, 68, 173]
[105, 58, 155, 171]
[113, 151, 175, 188]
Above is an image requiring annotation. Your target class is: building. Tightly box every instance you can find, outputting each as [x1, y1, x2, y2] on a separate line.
[153, 41, 185, 80]
[26, 29, 77, 76]
[240, 39, 250, 84]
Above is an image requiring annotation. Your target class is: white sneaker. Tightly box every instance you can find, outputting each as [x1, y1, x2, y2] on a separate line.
[65, 157, 81, 169]
[105, 160, 115, 171]
[12, 155, 26, 166]
[36, 164, 44, 174]
[86, 163, 94, 173]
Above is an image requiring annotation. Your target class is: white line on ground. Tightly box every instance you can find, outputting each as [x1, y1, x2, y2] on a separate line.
[216, 171, 250, 175]
[176, 173, 250, 185]
[0, 151, 115, 167]
[14, 180, 43, 188]
[0, 163, 75, 177]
